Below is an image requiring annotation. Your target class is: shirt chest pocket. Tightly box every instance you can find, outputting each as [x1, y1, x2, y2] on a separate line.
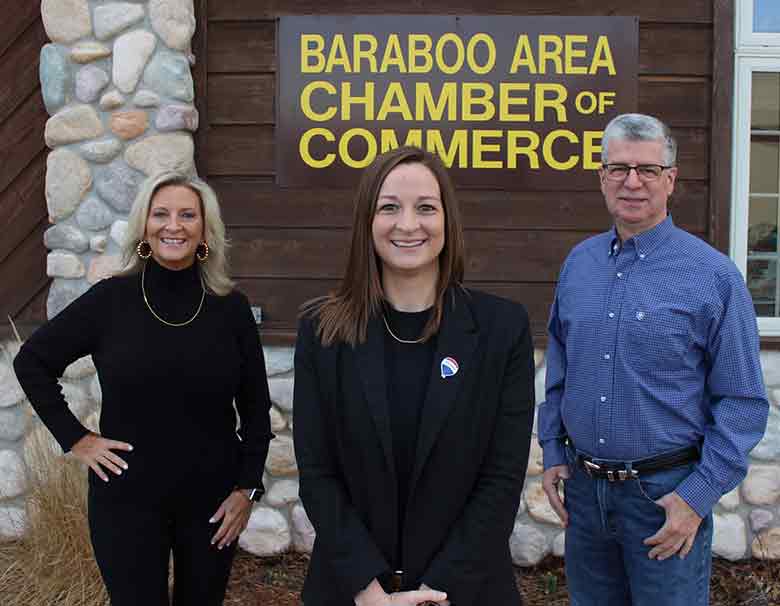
[624, 308, 691, 373]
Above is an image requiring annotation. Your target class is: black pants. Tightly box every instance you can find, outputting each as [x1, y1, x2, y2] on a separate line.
[88, 490, 237, 606]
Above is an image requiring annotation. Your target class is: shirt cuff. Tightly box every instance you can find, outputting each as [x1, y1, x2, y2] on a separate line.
[541, 439, 567, 470]
[674, 467, 722, 518]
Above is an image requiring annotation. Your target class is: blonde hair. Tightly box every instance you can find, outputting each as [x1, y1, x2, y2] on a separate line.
[117, 172, 234, 296]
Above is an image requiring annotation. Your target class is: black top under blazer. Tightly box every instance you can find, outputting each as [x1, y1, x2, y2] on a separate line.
[292, 287, 535, 606]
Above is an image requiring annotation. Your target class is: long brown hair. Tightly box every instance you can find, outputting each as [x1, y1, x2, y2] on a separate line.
[303, 146, 466, 347]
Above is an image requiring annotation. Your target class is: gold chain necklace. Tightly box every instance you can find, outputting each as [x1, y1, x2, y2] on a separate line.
[141, 263, 206, 328]
[382, 314, 425, 344]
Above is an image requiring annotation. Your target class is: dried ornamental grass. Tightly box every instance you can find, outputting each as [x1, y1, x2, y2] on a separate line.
[0, 428, 108, 606]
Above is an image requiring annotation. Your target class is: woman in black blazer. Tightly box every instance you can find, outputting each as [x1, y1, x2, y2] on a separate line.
[293, 146, 535, 606]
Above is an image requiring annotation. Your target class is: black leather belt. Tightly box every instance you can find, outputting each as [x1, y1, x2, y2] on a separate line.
[576, 445, 699, 482]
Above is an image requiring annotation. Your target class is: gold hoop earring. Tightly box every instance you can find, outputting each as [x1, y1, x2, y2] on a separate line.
[196, 241, 209, 262]
[137, 240, 152, 260]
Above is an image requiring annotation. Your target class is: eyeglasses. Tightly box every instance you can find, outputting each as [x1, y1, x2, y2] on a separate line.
[602, 164, 674, 182]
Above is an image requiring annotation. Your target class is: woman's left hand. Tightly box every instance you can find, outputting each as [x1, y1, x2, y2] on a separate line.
[209, 490, 253, 549]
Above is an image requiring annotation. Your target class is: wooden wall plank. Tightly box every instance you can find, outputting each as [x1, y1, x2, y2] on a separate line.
[228, 227, 591, 282]
[0, 19, 46, 125]
[0, 152, 46, 265]
[0, 2, 40, 59]
[0, 220, 48, 321]
[208, 1, 712, 24]
[216, 178, 709, 233]
[639, 24, 711, 77]
[639, 78, 710, 128]
[208, 22, 275, 73]
[0, 92, 47, 195]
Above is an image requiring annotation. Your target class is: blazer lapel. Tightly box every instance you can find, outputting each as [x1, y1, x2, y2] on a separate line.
[408, 289, 478, 503]
[355, 314, 396, 478]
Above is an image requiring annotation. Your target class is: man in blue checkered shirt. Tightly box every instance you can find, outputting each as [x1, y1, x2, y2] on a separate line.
[539, 113, 769, 606]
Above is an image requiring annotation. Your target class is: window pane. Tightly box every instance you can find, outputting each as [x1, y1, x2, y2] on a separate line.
[749, 137, 780, 194]
[749, 196, 779, 253]
[752, 73, 780, 130]
[754, 0, 780, 33]
[747, 258, 777, 316]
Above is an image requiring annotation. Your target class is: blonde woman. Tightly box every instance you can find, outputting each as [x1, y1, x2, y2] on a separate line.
[14, 172, 273, 606]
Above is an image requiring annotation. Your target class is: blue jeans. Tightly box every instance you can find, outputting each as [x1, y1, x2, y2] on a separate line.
[563, 450, 713, 606]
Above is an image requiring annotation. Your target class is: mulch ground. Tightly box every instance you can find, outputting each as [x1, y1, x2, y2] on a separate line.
[224, 550, 780, 606]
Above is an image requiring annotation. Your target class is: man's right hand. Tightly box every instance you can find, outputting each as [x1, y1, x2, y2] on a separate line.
[355, 579, 447, 606]
[542, 464, 570, 526]
[70, 432, 133, 482]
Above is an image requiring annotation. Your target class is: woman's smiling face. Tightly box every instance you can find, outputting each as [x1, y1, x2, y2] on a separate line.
[145, 184, 204, 270]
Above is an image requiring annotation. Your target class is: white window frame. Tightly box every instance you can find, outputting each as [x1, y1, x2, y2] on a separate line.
[737, 0, 780, 49]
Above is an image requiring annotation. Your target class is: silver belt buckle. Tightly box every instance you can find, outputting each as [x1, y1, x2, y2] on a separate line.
[583, 460, 601, 476]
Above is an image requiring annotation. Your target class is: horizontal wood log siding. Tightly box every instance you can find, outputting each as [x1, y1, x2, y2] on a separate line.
[0, 9, 49, 339]
[193, 2, 728, 344]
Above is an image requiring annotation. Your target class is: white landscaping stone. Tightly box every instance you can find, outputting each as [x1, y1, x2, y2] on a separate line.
[264, 478, 299, 508]
[150, 0, 196, 51]
[40, 44, 71, 114]
[47, 251, 86, 279]
[42, 0, 92, 44]
[45, 149, 92, 221]
[0, 506, 26, 541]
[76, 195, 115, 231]
[533, 349, 545, 369]
[534, 367, 545, 405]
[44, 224, 89, 253]
[94, 3, 146, 40]
[125, 133, 194, 175]
[750, 509, 774, 533]
[265, 346, 294, 376]
[752, 403, 780, 461]
[0, 364, 25, 409]
[291, 503, 316, 553]
[269, 377, 294, 413]
[509, 522, 549, 566]
[526, 438, 543, 477]
[75, 65, 110, 103]
[760, 351, 780, 387]
[143, 51, 194, 102]
[270, 406, 286, 432]
[110, 220, 129, 248]
[133, 90, 161, 107]
[89, 374, 102, 404]
[71, 41, 112, 64]
[87, 254, 123, 284]
[47, 278, 90, 318]
[712, 513, 747, 561]
[265, 434, 297, 477]
[718, 487, 741, 512]
[0, 406, 30, 442]
[90, 235, 108, 253]
[742, 465, 780, 506]
[45, 105, 104, 147]
[238, 506, 291, 556]
[80, 138, 123, 164]
[525, 482, 564, 527]
[113, 30, 157, 94]
[552, 532, 565, 557]
[95, 160, 145, 213]
[752, 527, 780, 560]
[0, 450, 27, 499]
[64, 356, 96, 380]
[100, 90, 126, 111]
[62, 381, 93, 420]
[155, 104, 199, 132]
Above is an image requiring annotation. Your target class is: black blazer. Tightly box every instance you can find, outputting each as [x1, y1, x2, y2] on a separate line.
[292, 287, 535, 606]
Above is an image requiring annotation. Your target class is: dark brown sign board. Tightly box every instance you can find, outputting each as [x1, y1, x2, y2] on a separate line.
[276, 15, 638, 190]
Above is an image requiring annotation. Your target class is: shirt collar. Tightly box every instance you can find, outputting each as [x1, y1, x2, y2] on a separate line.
[608, 215, 675, 258]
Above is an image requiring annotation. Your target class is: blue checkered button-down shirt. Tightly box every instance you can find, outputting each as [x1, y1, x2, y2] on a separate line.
[539, 216, 769, 517]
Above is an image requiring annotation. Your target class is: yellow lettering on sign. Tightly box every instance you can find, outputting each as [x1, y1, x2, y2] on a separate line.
[591, 36, 616, 75]
[462, 83, 495, 121]
[435, 33, 465, 75]
[339, 128, 377, 168]
[564, 34, 588, 74]
[381, 34, 407, 73]
[582, 130, 602, 169]
[300, 34, 325, 73]
[472, 130, 503, 168]
[415, 83, 458, 121]
[535, 84, 568, 122]
[380, 129, 423, 152]
[543, 129, 579, 170]
[376, 82, 413, 120]
[467, 34, 496, 74]
[300, 81, 337, 122]
[498, 83, 531, 122]
[341, 82, 375, 120]
[353, 34, 378, 73]
[408, 34, 433, 73]
[299, 128, 335, 168]
[427, 130, 468, 167]
[507, 130, 540, 169]
[509, 35, 537, 74]
[325, 34, 351, 73]
[538, 35, 564, 74]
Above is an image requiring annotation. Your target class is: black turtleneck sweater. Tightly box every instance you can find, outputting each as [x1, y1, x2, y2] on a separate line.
[14, 259, 273, 503]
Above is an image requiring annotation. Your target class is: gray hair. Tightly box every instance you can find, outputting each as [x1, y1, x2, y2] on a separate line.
[117, 171, 234, 296]
[601, 113, 677, 166]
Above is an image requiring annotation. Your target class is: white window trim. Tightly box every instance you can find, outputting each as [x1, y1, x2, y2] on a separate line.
[737, 0, 780, 50]
[731, 55, 780, 335]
